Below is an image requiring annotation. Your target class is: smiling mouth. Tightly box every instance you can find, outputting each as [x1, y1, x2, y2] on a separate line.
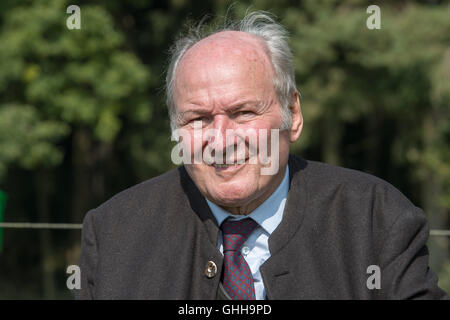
[214, 163, 239, 168]
[211, 158, 248, 171]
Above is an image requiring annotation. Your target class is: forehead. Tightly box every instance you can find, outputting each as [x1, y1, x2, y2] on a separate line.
[180, 31, 270, 64]
[174, 31, 275, 109]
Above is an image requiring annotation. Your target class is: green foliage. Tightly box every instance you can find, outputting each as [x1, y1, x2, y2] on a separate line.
[0, 0, 151, 181]
[438, 261, 450, 293]
[0, 104, 69, 176]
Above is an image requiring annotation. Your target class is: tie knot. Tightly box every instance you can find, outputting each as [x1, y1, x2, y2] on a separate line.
[221, 218, 258, 252]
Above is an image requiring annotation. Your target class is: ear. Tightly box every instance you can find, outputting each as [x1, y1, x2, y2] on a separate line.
[289, 91, 303, 143]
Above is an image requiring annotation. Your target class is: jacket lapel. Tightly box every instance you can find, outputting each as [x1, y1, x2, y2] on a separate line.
[179, 166, 224, 299]
[179, 166, 220, 246]
[260, 155, 309, 299]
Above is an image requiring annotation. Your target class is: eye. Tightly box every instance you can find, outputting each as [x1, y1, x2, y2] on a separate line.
[187, 116, 210, 128]
[190, 116, 207, 122]
[235, 110, 254, 117]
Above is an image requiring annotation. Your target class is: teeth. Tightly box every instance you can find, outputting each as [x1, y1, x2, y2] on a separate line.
[212, 159, 247, 168]
[214, 164, 237, 168]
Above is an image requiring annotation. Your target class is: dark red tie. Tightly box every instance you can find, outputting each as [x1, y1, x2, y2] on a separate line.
[221, 218, 259, 300]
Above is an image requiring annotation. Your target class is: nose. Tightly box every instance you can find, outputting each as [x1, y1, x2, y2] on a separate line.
[205, 115, 232, 146]
[204, 115, 238, 163]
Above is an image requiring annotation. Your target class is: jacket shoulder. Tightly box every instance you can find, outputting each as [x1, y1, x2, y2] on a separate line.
[290, 155, 421, 228]
[302, 158, 413, 206]
[85, 167, 185, 224]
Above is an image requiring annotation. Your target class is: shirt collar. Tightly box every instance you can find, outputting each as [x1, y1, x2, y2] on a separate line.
[206, 165, 289, 235]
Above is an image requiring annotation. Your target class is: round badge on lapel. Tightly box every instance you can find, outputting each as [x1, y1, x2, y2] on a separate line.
[205, 261, 217, 278]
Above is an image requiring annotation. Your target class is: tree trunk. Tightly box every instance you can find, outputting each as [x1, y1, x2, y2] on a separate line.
[365, 111, 380, 175]
[322, 110, 341, 166]
[36, 169, 56, 299]
[71, 128, 93, 225]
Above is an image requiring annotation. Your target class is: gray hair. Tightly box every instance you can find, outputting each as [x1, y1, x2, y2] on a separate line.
[165, 11, 298, 132]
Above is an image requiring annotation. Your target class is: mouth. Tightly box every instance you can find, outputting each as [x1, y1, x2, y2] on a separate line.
[210, 158, 248, 172]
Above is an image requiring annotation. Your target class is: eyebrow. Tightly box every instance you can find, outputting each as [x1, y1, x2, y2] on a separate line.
[176, 110, 209, 121]
[175, 100, 269, 124]
[228, 100, 273, 114]
[227, 102, 261, 112]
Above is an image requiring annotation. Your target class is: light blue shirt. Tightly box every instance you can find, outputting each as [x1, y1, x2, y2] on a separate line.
[205, 165, 289, 300]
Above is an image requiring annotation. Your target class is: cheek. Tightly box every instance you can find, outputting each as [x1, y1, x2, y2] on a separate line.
[236, 119, 278, 146]
[243, 119, 273, 131]
[177, 129, 206, 162]
[184, 164, 210, 190]
[278, 131, 291, 150]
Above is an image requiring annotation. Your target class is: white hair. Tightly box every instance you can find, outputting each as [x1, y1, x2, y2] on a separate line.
[165, 11, 298, 132]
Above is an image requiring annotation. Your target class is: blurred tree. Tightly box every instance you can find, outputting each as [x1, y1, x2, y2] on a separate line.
[0, 189, 6, 252]
[0, 0, 151, 298]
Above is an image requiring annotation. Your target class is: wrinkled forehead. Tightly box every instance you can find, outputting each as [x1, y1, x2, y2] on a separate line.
[181, 31, 272, 65]
[174, 31, 275, 101]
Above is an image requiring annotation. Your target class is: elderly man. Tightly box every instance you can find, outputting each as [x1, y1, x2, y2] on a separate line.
[76, 11, 448, 300]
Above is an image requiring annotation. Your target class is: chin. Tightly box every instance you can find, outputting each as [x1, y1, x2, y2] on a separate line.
[207, 182, 256, 207]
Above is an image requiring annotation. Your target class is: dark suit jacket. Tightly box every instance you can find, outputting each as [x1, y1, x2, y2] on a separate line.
[76, 155, 449, 299]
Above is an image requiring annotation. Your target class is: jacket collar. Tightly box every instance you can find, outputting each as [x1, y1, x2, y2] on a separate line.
[179, 165, 220, 246]
[268, 154, 308, 255]
[179, 154, 309, 253]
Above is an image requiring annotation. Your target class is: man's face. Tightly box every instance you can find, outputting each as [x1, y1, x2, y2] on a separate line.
[173, 31, 297, 214]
